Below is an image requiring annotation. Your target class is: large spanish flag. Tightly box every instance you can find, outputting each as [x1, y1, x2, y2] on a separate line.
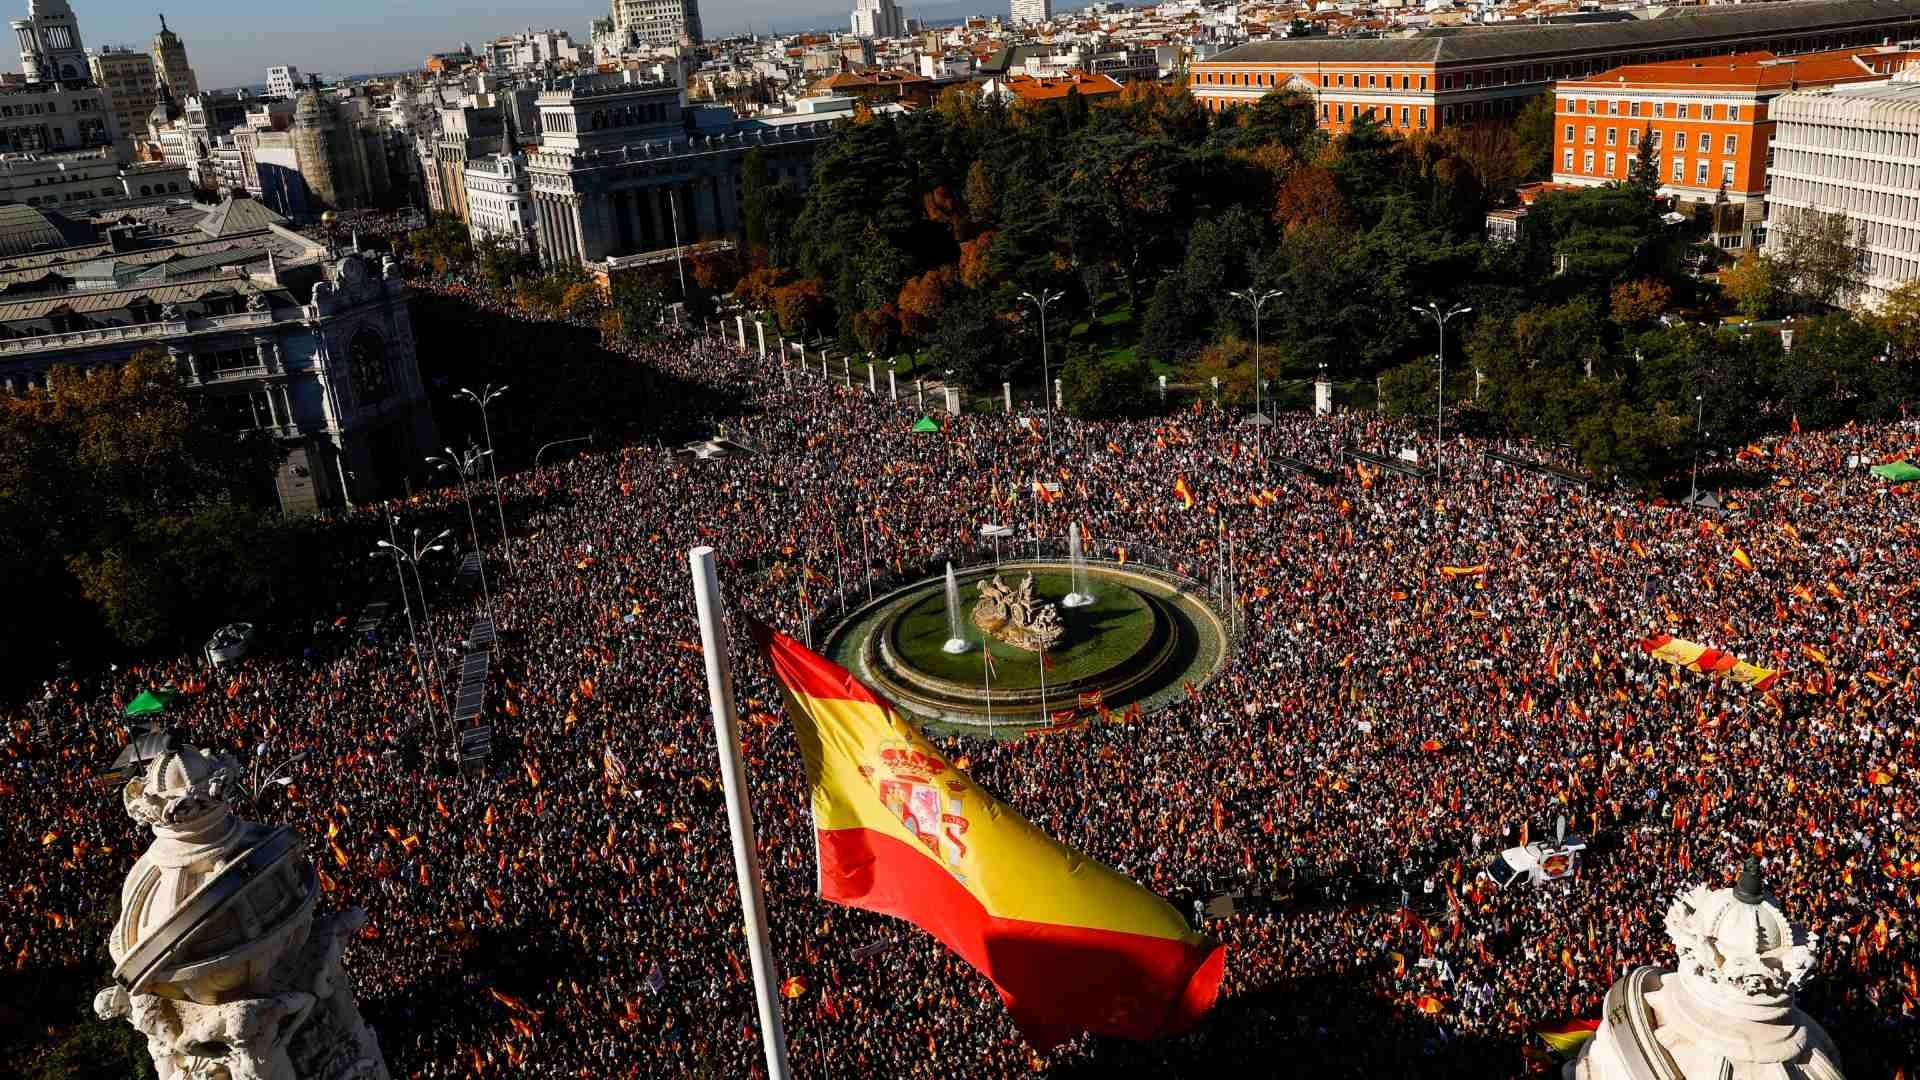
[1641, 633, 1779, 690]
[1533, 1017, 1600, 1060]
[751, 621, 1225, 1050]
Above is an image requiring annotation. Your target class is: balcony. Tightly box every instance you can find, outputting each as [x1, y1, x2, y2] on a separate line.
[0, 309, 278, 358]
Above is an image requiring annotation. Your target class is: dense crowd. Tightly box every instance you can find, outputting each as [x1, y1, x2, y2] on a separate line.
[5, 276, 1917, 1079]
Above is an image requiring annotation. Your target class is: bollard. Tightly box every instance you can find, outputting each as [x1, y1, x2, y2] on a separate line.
[889, 369, 897, 401]
[868, 363, 876, 394]
[1158, 374, 1167, 401]
[1004, 382, 1012, 414]
[917, 379, 924, 410]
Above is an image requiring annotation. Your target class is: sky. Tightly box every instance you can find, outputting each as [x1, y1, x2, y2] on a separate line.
[15, 0, 999, 89]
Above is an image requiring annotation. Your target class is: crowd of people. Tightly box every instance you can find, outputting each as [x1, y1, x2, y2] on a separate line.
[4, 265, 1917, 1079]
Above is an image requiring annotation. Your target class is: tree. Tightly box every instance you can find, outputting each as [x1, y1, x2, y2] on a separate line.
[1060, 349, 1150, 419]
[927, 287, 1022, 387]
[1720, 250, 1780, 319]
[1773, 207, 1867, 311]
[771, 279, 828, 336]
[1866, 279, 1920, 365]
[1510, 92, 1558, 183]
[1627, 123, 1661, 195]
[1609, 277, 1671, 326]
[1377, 358, 1438, 419]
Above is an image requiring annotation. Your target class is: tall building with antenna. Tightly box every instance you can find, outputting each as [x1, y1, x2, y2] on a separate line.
[151, 13, 198, 99]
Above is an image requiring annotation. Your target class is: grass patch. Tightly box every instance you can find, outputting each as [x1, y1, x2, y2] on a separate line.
[891, 572, 1152, 690]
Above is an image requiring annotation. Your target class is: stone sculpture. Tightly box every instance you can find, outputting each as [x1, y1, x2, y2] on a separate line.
[94, 742, 390, 1080]
[973, 573, 1064, 653]
[1566, 857, 1844, 1079]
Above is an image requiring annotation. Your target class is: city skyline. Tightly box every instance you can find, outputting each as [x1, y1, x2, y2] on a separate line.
[14, 0, 992, 89]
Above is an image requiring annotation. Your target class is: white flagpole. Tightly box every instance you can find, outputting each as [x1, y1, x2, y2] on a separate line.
[688, 546, 793, 1080]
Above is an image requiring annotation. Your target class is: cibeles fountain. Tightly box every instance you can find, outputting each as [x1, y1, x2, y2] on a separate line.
[1567, 858, 1845, 1080]
[95, 742, 389, 1080]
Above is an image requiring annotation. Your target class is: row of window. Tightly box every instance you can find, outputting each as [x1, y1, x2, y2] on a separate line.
[1772, 177, 1920, 253]
[1568, 124, 1739, 156]
[1564, 98, 1740, 121]
[1563, 147, 1737, 187]
[1774, 145, 1920, 196]
[1777, 121, 1920, 161]
[1323, 101, 1429, 129]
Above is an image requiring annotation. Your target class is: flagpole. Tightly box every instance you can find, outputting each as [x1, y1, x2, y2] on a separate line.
[688, 546, 794, 1080]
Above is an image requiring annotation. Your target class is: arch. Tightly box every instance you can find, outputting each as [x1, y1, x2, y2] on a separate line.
[140, 185, 151, 196]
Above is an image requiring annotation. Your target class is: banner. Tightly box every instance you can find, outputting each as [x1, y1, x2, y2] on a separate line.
[1640, 634, 1779, 690]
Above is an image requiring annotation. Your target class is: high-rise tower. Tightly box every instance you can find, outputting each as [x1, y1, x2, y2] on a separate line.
[11, 0, 88, 83]
[152, 13, 198, 99]
[851, 0, 904, 39]
[611, 0, 702, 48]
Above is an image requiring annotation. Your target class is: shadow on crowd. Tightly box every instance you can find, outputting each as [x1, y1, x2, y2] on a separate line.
[410, 294, 751, 461]
[1063, 971, 1520, 1078]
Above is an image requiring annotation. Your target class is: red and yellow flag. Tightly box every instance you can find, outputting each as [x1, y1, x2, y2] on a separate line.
[1173, 476, 1195, 510]
[1641, 634, 1779, 690]
[752, 622, 1224, 1050]
[1438, 563, 1490, 578]
[1534, 1017, 1600, 1059]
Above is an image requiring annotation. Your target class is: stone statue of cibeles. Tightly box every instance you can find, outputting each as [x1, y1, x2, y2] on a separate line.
[94, 743, 389, 1080]
[973, 573, 1064, 653]
[1566, 858, 1844, 1080]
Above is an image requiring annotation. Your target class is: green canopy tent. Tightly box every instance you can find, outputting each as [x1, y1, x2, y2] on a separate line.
[124, 688, 178, 719]
[1870, 460, 1920, 483]
[912, 416, 941, 434]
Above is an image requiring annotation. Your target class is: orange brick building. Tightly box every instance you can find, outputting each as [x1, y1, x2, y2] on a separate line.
[1550, 46, 1909, 249]
[1189, 0, 1920, 134]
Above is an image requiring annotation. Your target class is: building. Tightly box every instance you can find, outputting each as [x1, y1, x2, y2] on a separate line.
[88, 46, 154, 160]
[981, 70, 1126, 106]
[432, 101, 506, 223]
[1189, 0, 1920, 133]
[464, 151, 535, 251]
[150, 14, 197, 100]
[1550, 48, 1904, 250]
[526, 70, 836, 268]
[0, 199, 436, 512]
[1010, 0, 1051, 27]
[266, 65, 300, 99]
[252, 88, 394, 220]
[852, 0, 905, 40]
[1567, 860, 1844, 1080]
[613, 0, 702, 48]
[1767, 73, 1920, 309]
[485, 28, 583, 70]
[11, 0, 86, 82]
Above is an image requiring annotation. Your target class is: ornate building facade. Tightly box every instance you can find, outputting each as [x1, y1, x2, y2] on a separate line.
[151, 13, 198, 99]
[528, 71, 837, 269]
[0, 201, 435, 513]
[6, 0, 115, 154]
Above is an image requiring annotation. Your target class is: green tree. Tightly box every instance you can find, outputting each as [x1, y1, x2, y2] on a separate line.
[1720, 250, 1780, 319]
[1627, 123, 1661, 195]
[1773, 208, 1867, 311]
[1510, 92, 1558, 182]
[1060, 349, 1150, 419]
[1377, 358, 1438, 419]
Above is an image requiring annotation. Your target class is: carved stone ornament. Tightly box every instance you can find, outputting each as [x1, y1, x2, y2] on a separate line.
[95, 744, 390, 1080]
[972, 573, 1065, 653]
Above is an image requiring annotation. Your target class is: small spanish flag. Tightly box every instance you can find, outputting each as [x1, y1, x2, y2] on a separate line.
[1438, 563, 1490, 578]
[1173, 476, 1195, 510]
[1533, 1017, 1600, 1060]
[1732, 548, 1755, 573]
[779, 976, 806, 999]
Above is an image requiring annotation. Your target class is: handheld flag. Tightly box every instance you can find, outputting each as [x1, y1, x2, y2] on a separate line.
[1534, 1018, 1600, 1060]
[751, 621, 1225, 1051]
[1173, 476, 1195, 510]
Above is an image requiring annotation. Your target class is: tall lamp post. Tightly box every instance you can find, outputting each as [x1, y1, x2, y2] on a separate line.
[454, 384, 511, 568]
[248, 749, 307, 809]
[1410, 301, 1473, 483]
[428, 445, 496, 625]
[1228, 287, 1284, 473]
[377, 528, 452, 738]
[1688, 394, 1706, 504]
[1019, 289, 1065, 453]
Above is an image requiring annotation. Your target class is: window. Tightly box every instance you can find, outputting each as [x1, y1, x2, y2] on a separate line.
[1419, 76, 1428, 90]
[1563, 148, 1575, 171]
[1673, 157, 1685, 181]
[1724, 134, 1737, 154]
[1418, 107, 1428, 127]
[1401, 106, 1410, 125]
[1654, 102, 1665, 117]
[1675, 131, 1687, 151]
[1337, 104, 1345, 121]
[1697, 161, 1709, 183]
[1627, 155, 1638, 176]
[1608, 100, 1620, 115]
[1564, 124, 1575, 143]
[1728, 104, 1739, 121]
[1320, 75, 1329, 87]
[1723, 161, 1735, 185]
[1677, 103, 1689, 119]
[1631, 101, 1641, 117]
[1606, 152, 1617, 174]
[1338, 74, 1346, 86]
[1585, 126, 1595, 144]
[1607, 127, 1618, 146]
[1367, 74, 1376, 88]
[1583, 150, 1595, 172]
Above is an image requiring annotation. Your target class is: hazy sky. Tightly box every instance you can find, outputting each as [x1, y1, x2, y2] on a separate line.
[16, 0, 963, 89]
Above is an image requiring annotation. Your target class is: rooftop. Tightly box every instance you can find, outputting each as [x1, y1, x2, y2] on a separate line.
[1208, 0, 1920, 66]
[993, 71, 1126, 102]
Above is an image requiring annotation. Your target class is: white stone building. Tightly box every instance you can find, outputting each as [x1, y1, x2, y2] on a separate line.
[613, 0, 702, 48]
[1010, 0, 1053, 27]
[852, 0, 906, 40]
[266, 64, 301, 99]
[88, 45, 153, 161]
[463, 150, 535, 252]
[1766, 73, 1920, 310]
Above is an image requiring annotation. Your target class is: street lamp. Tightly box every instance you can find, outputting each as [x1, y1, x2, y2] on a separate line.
[377, 528, 452, 737]
[1228, 287, 1284, 474]
[1019, 289, 1065, 451]
[1688, 394, 1706, 504]
[454, 384, 512, 568]
[427, 445, 495, 625]
[248, 749, 307, 808]
[1410, 301, 1473, 483]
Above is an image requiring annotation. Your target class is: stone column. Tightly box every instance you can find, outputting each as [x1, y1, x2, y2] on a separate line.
[754, 320, 766, 359]
[735, 314, 747, 350]
[889, 369, 897, 400]
[1004, 382, 1012, 414]
[646, 186, 668, 252]
[867, 363, 876, 394]
[278, 384, 295, 431]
